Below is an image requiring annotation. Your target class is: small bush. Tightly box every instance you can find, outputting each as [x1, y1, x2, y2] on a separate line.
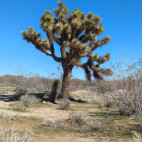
[20, 94, 41, 107]
[97, 83, 112, 94]
[69, 112, 87, 128]
[57, 99, 70, 110]
[110, 82, 142, 116]
[13, 102, 27, 111]
[68, 112, 105, 131]
[13, 95, 41, 111]
[97, 95, 113, 109]
[43, 119, 63, 131]
[87, 121, 105, 131]
[44, 119, 57, 131]
[99, 58, 142, 116]
[13, 87, 27, 100]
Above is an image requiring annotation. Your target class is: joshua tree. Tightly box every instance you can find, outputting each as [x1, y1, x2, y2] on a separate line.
[22, 1, 113, 99]
[49, 79, 59, 103]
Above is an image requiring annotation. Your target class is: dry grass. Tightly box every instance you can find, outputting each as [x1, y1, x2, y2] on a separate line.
[0, 85, 142, 142]
[0, 99, 141, 142]
[0, 124, 34, 142]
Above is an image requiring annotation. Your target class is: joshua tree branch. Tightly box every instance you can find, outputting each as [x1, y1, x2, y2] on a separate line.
[91, 36, 111, 51]
[50, 43, 62, 62]
[53, 32, 61, 45]
[70, 27, 76, 41]
[60, 46, 67, 59]
[22, 29, 52, 56]
[89, 65, 113, 76]
[46, 31, 62, 62]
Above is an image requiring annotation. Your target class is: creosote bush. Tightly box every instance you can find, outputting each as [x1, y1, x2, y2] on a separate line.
[101, 58, 142, 116]
[111, 82, 142, 116]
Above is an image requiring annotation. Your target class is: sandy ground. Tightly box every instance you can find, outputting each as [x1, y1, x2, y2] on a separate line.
[0, 91, 140, 142]
[0, 90, 98, 120]
[0, 100, 96, 121]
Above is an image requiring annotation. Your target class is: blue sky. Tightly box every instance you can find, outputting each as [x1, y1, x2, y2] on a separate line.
[0, 0, 142, 79]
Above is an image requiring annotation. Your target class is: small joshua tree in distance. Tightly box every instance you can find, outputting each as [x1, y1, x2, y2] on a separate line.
[22, 1, 113, 100]
[49, 79, 59, 103]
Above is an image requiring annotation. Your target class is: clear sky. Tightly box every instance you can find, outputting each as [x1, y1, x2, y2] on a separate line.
[0, 0, 142, 79]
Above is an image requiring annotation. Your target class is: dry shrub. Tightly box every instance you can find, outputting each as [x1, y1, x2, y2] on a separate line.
[58, 99, 70, 110]
[0, 74, 51, 94]
[98, 101, 113, 109]
[1, 110, 18, 120]
[101, 58, 142, 116]
[104, 102, 113, 108]
[13, 87, 27, 100]
[131, 131, 142, 142]
[86, 121, 105, 131]
[69, 112, 87, 128]
[111, 61, 142, 115]
[97, 82, 112, 94]
[13, 95, 41, 111]
[68, 112, 105, 131]
[70, 79, 98, 92]
[110, 82, 142, 116]
[43, 119, 57, 131]
[43, 119, 63, 131]
[43, 112, 105, 132]
[0, 124, 34, 142]
[95, 92, 114, 109]
[13, 102, 27, 111]
[20, 95, 41, 107]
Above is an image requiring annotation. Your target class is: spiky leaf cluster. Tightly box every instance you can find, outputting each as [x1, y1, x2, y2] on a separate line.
[22, 1, 113, 81]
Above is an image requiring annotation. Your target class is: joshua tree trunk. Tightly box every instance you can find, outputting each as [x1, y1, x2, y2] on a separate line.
[61, 64, 73, 99]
